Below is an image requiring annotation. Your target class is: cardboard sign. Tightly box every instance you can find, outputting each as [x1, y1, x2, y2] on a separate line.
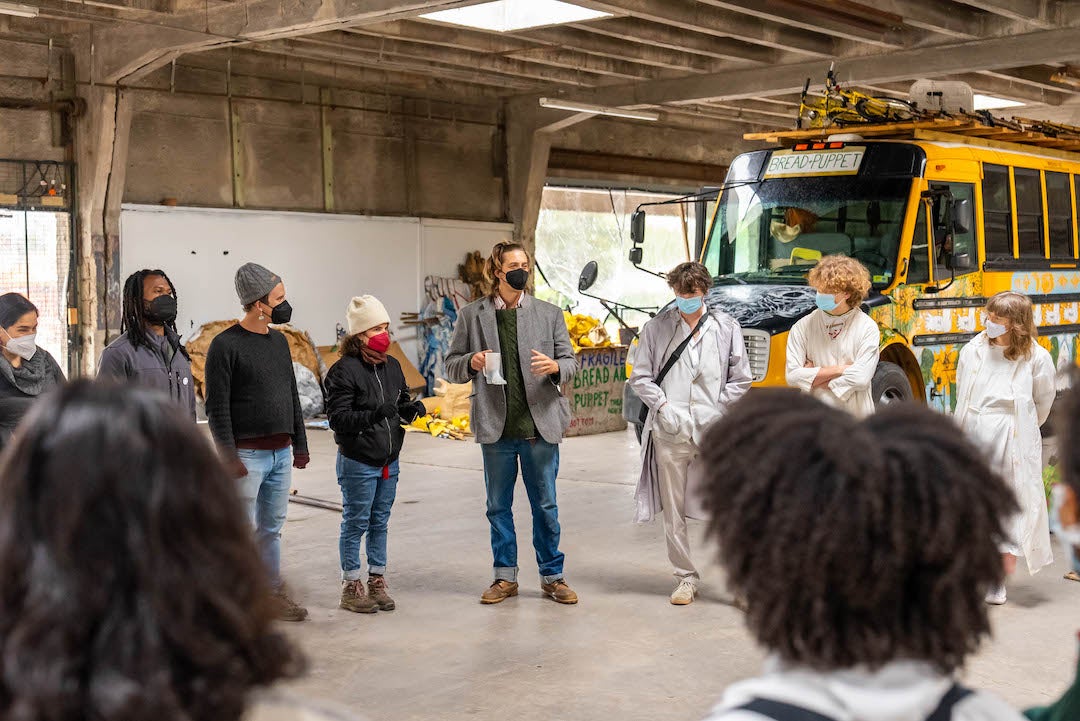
[563, 346, 629, 437]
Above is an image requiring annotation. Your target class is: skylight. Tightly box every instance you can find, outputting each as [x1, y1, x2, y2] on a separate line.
[420, 0, 610, 32]
[973, 94, 1025, 111]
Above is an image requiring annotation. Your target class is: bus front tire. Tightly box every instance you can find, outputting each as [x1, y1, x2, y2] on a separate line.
[872, 361, 915, 408]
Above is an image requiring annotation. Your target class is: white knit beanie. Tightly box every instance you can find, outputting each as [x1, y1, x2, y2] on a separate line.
[347, 295, 390, 336]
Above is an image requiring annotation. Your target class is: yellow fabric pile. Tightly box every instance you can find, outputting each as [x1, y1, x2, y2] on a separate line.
[407, 407, 470, 440]
[563, 311, 612, 352]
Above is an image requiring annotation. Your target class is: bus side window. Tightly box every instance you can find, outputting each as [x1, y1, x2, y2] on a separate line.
[1015, 167, 1045, 258]
[908, 203, 930, 284]
[1047, 171, 1074, 259]
[982, 164, 1012, 259]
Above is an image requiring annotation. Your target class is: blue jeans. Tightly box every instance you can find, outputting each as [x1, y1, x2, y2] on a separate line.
[481, 438, 564, 584]
[337, 454, 399, 581]
[236, 447, 293, 589]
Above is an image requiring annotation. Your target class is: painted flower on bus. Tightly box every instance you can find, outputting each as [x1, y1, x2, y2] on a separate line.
[920, 345, 959, 412]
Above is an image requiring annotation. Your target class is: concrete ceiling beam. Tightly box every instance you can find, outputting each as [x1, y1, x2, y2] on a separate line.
[858, 0, 985, 37]
[566, 17, 778, 65]
[569, 0, 836, 56]
[256, 39, 547, 89]
[291, 32, 651, 82]
[88, 0, 491, 84]
[978, 66, 1080, 94]
[506, 26, 725, 73]
[692, 0, 909, 47]
[559, 24, 1080, 108]
[948, 0, 1056, 27]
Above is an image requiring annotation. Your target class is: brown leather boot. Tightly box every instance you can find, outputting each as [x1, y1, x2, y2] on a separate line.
[541, 579, 578, 605]
[275, 589, 309, 622]
[340, 580, 378, 614]
[367, 575, 395, 611]
[480, 580, 519, 604]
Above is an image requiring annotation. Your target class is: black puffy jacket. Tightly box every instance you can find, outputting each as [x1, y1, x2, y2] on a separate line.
[324, 354, 415, 467]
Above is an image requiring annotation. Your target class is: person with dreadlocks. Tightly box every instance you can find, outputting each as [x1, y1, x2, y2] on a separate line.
[99, 269, 196, 420]
[696, 388, 1025, 721]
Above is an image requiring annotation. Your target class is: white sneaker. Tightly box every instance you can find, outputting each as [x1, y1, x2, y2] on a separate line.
[985, 584, 1007, 605]
[670, 580, 696, 606]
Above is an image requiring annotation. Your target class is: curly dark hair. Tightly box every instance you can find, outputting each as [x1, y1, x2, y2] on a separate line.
[0, 380, 304, 721]
[697, 388, 1016, 674]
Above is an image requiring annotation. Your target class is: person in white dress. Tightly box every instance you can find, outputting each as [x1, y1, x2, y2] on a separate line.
[785, 255, 880, 417]
[955, 291, 1056, 605]
[630, 262, 752, 605]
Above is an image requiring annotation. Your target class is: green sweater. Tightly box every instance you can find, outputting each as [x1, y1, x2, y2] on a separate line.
[496, 309, 538, 440]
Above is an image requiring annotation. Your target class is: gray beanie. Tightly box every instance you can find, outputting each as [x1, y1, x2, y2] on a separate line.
[235, 263, 282, 305]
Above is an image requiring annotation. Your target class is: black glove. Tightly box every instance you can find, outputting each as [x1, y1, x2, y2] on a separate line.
[375, 401, 399, 420]
[398, 400, 426, 423]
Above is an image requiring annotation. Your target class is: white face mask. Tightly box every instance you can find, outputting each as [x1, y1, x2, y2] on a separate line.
[984, 318, 1008, 339]
[4, 333, 36, 361]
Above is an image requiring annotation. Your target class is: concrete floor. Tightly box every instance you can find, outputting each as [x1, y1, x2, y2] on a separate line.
[274, 427, 1078, 721]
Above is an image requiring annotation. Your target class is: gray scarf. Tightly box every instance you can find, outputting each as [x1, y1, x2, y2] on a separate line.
[0, 349, 57, 397]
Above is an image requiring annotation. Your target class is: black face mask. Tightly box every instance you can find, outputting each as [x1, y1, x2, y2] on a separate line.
[267, 300, 293, 325]
[145, 295, 178, 324]
[504, 268, 529, 292]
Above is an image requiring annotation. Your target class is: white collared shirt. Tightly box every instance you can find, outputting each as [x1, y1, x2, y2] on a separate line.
[493, 292, 528, 310]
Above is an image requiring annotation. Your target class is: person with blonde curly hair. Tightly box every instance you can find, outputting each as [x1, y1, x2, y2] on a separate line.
[785, 255, 880, 417]
[955, 291, 1056, 605]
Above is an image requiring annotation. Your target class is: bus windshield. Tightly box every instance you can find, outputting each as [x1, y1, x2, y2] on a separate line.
[702, 176, 913, 287]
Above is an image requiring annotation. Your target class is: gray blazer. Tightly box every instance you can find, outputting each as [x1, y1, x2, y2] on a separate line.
[445, 295, 577, 445]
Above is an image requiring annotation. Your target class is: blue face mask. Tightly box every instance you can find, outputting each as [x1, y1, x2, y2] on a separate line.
[815, 292, 839, 312]
[676, 296, 704, 314]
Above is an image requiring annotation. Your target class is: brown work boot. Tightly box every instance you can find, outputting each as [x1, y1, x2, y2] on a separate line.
[541, 578, 579, 605]
[275, 589, 309, 622]
[340, 580, 378, 614]
[367, 575, 396, 611]
[480, 580, 519, 604]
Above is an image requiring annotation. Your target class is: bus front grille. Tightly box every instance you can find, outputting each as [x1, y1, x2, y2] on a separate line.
[742, 329, 770, 382]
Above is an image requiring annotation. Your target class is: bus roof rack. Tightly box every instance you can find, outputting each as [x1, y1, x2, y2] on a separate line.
[744, 115, 1080, 155]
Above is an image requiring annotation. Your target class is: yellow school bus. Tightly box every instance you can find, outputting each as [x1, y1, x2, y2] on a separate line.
[630, 118, 1080, 413]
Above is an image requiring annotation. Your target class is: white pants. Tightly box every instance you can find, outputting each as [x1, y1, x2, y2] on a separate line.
[652, 432, 699, 584]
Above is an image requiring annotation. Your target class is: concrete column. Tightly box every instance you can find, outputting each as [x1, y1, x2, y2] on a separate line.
[73, 40, 133, 375]
[504, 97, 590, 257]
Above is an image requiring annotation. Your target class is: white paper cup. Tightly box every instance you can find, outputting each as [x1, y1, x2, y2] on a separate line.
[484, 352, 506, 385]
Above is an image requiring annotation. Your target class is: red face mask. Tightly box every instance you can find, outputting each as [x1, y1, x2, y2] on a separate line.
[367, 331, 391, 353]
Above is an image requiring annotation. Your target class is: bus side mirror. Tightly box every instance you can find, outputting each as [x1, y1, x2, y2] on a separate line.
[630, 209, 646, 244]
[951, 198, 973, 234]
[629, 247, 643, 264]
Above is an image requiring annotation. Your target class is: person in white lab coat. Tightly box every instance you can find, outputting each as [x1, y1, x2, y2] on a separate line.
[955, 291, 1056, 605]
[694, 389, 1025, 721]
[786, 255, 880, 417]
[629, 262, 752, 605]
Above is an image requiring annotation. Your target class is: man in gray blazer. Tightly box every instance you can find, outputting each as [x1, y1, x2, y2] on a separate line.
[445, 242, 579, 605]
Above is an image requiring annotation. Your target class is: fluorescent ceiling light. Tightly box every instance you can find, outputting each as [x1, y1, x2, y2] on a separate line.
[420, 0, 609, 32]
[0, 1, 38, 17]
[973, 94, 1024, 111]
[539, 97, 659, 121]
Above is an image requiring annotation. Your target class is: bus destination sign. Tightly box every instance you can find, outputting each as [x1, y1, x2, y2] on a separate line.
[764, 147, 865, 178]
